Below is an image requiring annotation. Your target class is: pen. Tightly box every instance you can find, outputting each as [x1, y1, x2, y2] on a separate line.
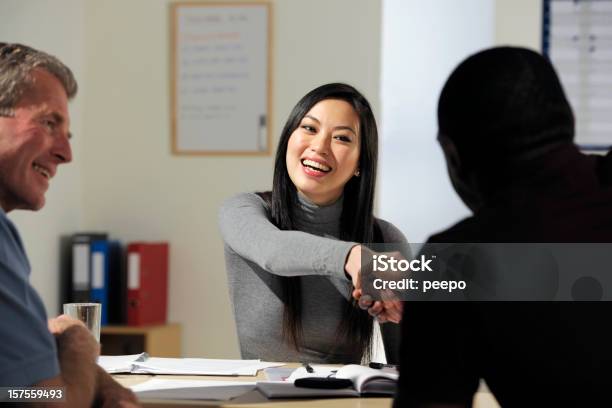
[369, 362, 398, 369]
[302, 362, 314, 373]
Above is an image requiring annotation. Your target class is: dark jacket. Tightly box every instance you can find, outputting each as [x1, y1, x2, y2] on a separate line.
[395, 146, 612, 407]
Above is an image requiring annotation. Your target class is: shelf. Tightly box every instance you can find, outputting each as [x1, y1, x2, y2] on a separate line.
[101, 323, 181, 357]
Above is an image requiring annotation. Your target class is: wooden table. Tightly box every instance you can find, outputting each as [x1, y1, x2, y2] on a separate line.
[114, 363, 499, 408]
[114, 362, 391, 408]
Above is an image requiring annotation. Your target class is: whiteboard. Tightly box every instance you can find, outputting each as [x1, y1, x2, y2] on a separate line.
[543, 0, 612, 150]
[171, 2, 272, 155]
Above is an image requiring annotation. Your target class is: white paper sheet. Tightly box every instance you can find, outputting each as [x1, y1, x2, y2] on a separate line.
[263, 367, 295, 382]
[286, 365, 338, 382]
[97, 353, 147, 373]
[131, 379, 256, 400]
[131, 358, 283, 376]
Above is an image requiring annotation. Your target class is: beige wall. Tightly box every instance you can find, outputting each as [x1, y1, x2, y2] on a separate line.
[495, 0, 542, 49]
[81, 0, 382, 358]
[1, 0, 543, 359]
[0, 0, 85, 315]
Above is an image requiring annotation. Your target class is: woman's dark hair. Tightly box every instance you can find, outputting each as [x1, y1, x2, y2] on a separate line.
[259, 82, 379, 361]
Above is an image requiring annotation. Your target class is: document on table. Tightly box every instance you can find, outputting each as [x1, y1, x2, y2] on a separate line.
[97, 353, 148, 373]
[257, 364, 398, 398]
[98, 354, 283, 376]
[131, 358, 282, 375]
[130, 379, 256, 400]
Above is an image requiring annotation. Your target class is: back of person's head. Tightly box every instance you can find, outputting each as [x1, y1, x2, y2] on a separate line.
[0, 42, 77, 117]
[438, 46, 574, 173]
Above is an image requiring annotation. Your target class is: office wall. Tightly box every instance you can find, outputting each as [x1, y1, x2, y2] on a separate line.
[81, 0, 382, 358]
[379, 0, 542, 244]
[0, 0, 542, 358]
[379, 0, 495, 243]
[495, 0, 542, 49]
[0, 0, 85, 315]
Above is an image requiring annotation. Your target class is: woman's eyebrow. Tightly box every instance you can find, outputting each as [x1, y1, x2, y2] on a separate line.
[304, 114, 320, 123]
[332, 125, 356, 135]
[304, 115, 356, 135]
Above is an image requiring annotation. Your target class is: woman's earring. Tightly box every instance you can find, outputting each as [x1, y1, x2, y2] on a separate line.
[354, 170, 360, 177]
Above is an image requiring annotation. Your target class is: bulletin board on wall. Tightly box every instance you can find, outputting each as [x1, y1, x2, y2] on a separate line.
[171, 2, 272, 155]
[543, 0, 612, 151]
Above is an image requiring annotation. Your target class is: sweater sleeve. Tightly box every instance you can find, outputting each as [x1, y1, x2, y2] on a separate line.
[218, 192, 356, 280]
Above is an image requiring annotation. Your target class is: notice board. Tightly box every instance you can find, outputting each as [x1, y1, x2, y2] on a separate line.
[171, 2, 272, 155]
[543, 0, 612, 150]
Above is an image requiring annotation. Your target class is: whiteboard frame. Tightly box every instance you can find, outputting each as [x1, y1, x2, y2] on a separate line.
[170, 1, 273, 156]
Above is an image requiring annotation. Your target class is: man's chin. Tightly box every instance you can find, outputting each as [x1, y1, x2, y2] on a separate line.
[18, 196, 46, 212]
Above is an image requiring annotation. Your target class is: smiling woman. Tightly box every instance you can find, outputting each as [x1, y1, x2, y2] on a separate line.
[219, 83, 408, 364]
[286, 98, 361, 206]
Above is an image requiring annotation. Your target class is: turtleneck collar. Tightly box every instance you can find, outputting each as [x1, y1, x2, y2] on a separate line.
[293, 193, 343, 238]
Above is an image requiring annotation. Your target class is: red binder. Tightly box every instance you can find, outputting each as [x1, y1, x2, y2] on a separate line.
[126, 242, 169, 326]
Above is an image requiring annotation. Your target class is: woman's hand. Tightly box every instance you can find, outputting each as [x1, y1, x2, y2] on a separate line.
[345, 245, 403, 324]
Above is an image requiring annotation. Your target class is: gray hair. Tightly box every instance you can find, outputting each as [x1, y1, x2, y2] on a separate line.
[0, 42, 77, 117]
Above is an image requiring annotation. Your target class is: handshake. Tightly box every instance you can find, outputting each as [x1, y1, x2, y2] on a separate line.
[344, 245, 404, 324]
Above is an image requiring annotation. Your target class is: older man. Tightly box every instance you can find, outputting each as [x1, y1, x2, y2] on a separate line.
[0, 43, 138, 407]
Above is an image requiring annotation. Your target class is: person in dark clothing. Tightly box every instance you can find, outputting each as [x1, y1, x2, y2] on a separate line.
[394, 47, 612, 407]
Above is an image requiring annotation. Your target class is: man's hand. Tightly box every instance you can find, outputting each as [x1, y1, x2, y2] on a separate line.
[35, 315, 100, 406]
[346, 246, 404, 324]
[48, 314, 101, 356]
[359, 292, 403, 324]
[95, 366, 140, 408]
[48, 314, 85, 335]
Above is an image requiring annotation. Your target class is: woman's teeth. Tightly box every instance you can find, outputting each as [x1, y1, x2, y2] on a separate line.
[302, 159, 331, 172]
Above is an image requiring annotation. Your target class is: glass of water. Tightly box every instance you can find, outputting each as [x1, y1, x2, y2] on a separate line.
[62, 303, 101, 342]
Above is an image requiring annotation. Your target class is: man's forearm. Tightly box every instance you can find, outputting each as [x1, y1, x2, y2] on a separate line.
[39, 325, 98, 407]
[94, 365, 139, 407]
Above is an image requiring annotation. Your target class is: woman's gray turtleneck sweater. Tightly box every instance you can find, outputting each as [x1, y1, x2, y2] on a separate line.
[219, 192, 406, 364]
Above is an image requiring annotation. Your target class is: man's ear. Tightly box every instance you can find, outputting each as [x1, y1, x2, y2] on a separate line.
[437, 133, 464, 177]
[437, 132, 483, 212]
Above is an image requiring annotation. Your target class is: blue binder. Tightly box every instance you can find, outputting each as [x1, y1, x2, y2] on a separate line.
[90, 240, 111, 325]
[90, 240, 123, 325]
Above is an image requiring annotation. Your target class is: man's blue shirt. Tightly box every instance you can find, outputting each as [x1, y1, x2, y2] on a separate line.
[0, 209, 59, 386]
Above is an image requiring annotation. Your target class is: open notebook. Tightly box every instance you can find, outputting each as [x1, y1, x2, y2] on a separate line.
[97, 353, 282, 376]
[258, 364, 398, 398]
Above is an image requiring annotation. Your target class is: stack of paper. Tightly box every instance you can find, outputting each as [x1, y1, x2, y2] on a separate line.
[131, 358, 282, 376]
[130, 379, 256, 400]
[97, 354, 282, 376]
[97, 353, 148, 373]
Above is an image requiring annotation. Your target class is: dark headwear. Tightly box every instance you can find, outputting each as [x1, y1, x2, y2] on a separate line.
[438, 46, 574, 170]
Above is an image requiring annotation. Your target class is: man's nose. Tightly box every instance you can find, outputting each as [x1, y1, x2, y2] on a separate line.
[52, 133, 72, 163]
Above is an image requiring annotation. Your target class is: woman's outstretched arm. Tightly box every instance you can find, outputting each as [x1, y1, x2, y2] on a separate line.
[219, 192, 356, 280]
